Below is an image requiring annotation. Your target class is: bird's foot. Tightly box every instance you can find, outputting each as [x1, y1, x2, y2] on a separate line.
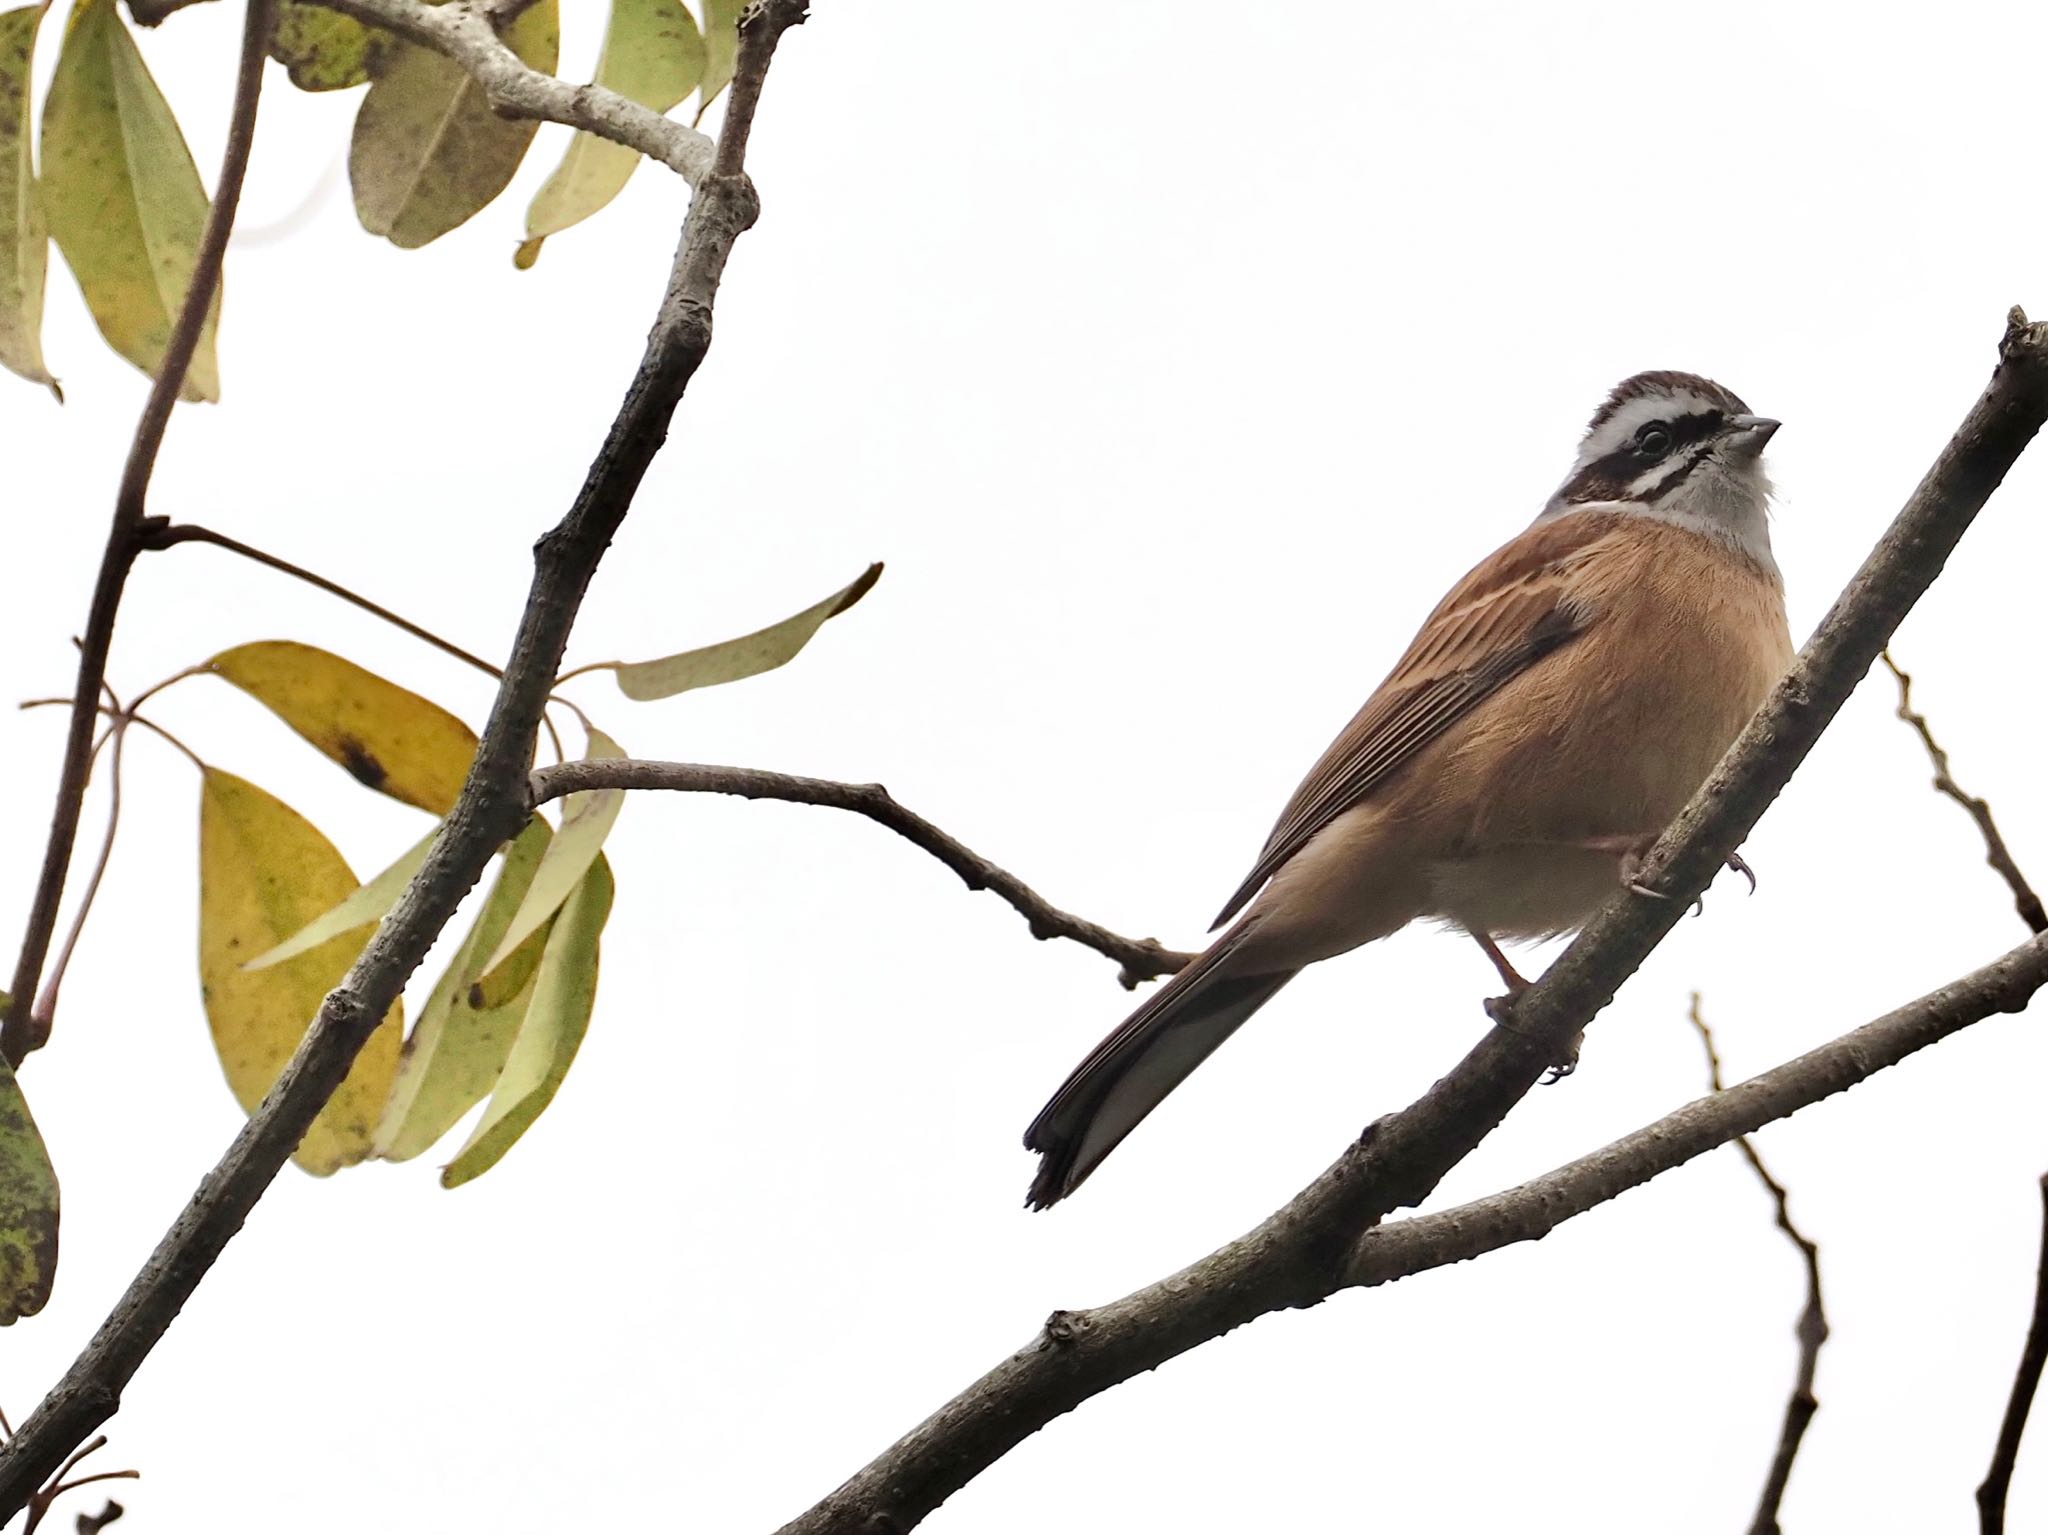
[1726, 851, 1758, 894]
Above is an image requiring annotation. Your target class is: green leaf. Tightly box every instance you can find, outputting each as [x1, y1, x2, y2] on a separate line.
[442, 854, 613, 1187]
[475, 727, 624, 982]
[198, 770, 403, 1175]
[270, 0, 390, 91]
[0, 1056, 57, 1324]
[349, 0, 559, 249]
[205, 640, 480, 816]
[0, 4, 53, 393]
[243, 825, 436, 971]
[602, 562, 881, 701]
[694, 0, 742, 119]
[40, 0, 219, 399]
[374, 815, 553, 1162]
[518, 0, 703, 267]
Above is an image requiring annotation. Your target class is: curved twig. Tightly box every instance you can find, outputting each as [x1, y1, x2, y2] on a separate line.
[1979, 1173, 2048, 1535]
[529, 758, 1194, 987]
[2, 0, 275, 1066]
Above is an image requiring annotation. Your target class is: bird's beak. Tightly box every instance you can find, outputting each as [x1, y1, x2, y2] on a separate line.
[1721, 414, 1781, 457]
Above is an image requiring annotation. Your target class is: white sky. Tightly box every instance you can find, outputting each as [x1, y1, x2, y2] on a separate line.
[4, 1, 2048, 1530]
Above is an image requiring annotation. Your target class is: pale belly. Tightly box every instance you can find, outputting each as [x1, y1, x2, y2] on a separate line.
[1424, 843, 1628, 941]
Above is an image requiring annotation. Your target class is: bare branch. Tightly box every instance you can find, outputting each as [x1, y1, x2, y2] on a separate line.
[775, 312, 2048, 1535]
[2, 0, 275, 1065]
[0, 1, 810, 1516]
[1686, 996, 1828, 1535]
[1978, 1172, 2048, 1535]
[1883, 652, 2047, 935]
[530, 758, 1195, 987]
[317, 0, 716, 183]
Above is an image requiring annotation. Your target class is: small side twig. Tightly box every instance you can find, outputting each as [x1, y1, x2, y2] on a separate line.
[1978, 1173, 2048, 1535]
[1689, 995, 1828, 1535]
[528, 758, 1195, 987]
[15, 1435, 136, 1535]
[1883, 652, 2047, 934]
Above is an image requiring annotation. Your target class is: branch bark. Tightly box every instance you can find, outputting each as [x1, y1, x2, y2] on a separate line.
[319, 0, 716, 182]
[1978, 1172, 2048, 1535]
[528, 758, 1194, 987]
[774, 309, 2048, 1535]
[0, 0, 809, 1516]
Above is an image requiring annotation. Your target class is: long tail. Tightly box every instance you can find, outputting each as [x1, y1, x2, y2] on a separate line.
[1022, 932, 1297, 1209]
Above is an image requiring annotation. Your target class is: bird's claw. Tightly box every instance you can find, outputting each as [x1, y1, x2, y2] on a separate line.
[1726, 851, 1757, 895]
[1540, 1056, 1578, 1086]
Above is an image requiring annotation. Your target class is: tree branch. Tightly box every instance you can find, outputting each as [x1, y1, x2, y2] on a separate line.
[1, 0, 275, 1067]
[0, 1, 810, 1516]
[1978, 1172, 2048, 1535]
[1692, 996, 1826, 1535]
[529, 758, 1195, 987]
[316, 0, 716, 183]
[1882, 651, 2047, 935]
[774, 309, 2048, 1535]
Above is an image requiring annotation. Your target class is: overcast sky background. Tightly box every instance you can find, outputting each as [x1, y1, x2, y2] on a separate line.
[3, 2, 2047, 1530]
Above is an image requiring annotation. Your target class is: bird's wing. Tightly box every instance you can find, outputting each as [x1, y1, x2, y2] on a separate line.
[1209, 512, 1619, 930]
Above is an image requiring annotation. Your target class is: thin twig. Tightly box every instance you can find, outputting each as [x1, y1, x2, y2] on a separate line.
[32, 723, 130, 1036]
[140, 521, 504, 680]
[1978, 1173, 2048, 1534]
[0, 2, 810, 1515]
[1688, 995, 1828, 1535]
[1, 0, 273, 1065]
[1882, 652, 2047, 934]
[774, 311, 2048, 1535]
[530, 758, 1196, 987]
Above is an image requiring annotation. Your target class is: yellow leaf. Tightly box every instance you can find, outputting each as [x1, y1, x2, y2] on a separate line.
[349, 0, 558, 249]
[198, 770, 402, 1175]
[518, 0, 703, 265]
[442, 855, 613, 1187]
[375, 815, 552, 1162]
[40, 0, 218, 400]
[245, 825, 436, 970]
[0, 4, 54, 392]
[694, 0, 741, 120]
[270, 0, 390, 92]
[603, 562, 881, 700]
[206, 641, 479, 815]
[0, 1057, 57, 1323]
[475, 726, 624, 981]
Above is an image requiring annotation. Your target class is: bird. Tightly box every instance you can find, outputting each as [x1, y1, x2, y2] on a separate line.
[1023, 371, 1795, 1209]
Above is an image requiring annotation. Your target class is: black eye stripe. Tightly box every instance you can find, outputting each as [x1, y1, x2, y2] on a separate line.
[1561, 419, 1723, 503]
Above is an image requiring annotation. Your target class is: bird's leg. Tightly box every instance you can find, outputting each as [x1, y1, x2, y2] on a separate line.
[1472, 932, 1582, 1085]
[1472, 930, 1530, 993]
[1569, 833, 1668, 899]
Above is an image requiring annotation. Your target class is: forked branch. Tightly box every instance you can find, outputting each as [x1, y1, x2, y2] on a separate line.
[0, 0, 811, 1515]
[775, 309, 2048, 1535]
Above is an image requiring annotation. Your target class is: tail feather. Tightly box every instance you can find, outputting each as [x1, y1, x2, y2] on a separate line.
[1023, 938, 1297, 1208]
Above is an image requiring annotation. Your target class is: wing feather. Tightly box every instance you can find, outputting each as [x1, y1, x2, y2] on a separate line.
[1209, 513, 1620, 929]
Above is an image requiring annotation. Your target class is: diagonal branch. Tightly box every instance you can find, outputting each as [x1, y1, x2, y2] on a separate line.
[2, 0, 275, 1067]
[1978, 1172, 2048, 1535]
[0, 0, 810, 1517]
[317, 0, 716, 182]
[775, 309, 2048, 1535]
[1690, 995, 1827, 1535]
[528, 758, 1194, 987]
[1882, 652, 2047, 935]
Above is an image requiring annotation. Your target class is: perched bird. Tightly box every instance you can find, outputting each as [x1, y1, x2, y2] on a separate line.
[1024, 371, 1794, 1209]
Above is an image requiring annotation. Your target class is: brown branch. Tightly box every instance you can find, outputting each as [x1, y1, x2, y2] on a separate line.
[1883, 652, 2047, 934]
[1687, 996, 1828, 1535]
[139, 520, 504, 680]
[1979, 1172, 2048, 1534]
[0, 1, 810, 1517]
[1, 0, 274, 1066]
[529, 759, 1195, 987]
[775, 310, 2048, 1535]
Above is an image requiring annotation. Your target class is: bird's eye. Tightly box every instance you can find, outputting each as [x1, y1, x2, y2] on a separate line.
[1634, 422, 1673, 457]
